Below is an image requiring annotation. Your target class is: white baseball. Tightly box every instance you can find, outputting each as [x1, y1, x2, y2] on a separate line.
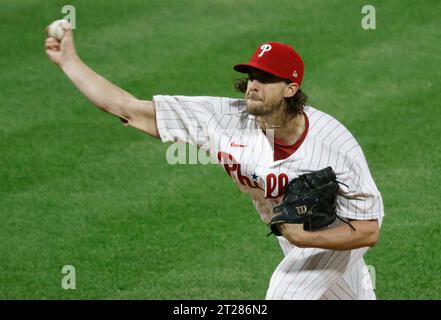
[47, 19, 66, 41]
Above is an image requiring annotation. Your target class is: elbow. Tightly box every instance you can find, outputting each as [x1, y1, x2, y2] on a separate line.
[352, 219, 381, 248]
[366, 226, 380, 248]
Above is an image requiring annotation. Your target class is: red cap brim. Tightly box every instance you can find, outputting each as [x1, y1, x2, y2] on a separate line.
[233, 62, 292, 82]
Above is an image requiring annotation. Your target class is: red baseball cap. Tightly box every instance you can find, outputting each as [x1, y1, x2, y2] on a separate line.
[234, 42, 304, 86]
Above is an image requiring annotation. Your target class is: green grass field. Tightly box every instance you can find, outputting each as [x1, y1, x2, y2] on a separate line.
[1, 0, 440, 299]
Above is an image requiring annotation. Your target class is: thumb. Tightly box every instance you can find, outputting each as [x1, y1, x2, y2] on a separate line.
[60, 20, 72, 30]
[59, 21, 75, 50]
[60, 21, 73, 38]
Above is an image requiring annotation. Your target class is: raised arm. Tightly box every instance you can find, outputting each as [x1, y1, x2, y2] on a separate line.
[44, 21, 159, 138]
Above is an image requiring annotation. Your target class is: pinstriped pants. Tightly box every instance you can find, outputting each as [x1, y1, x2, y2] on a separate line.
[265, 237, 376, 300]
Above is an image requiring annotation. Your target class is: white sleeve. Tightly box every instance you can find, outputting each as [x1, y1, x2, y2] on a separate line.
[153, 95, 216, 146]
[336, 153, 384, 220]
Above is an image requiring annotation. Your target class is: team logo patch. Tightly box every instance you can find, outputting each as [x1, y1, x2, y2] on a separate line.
[292, 70, 298, 78]
[258, 44, 272, 57]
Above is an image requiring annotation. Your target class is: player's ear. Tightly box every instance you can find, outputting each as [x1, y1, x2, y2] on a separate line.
[284, 82, 299, 98]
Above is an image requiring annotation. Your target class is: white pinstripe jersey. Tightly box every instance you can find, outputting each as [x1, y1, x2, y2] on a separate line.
[153, 95, 384, 224]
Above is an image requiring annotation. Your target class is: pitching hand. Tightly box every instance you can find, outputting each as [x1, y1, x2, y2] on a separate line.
[44, 21, 77, 67]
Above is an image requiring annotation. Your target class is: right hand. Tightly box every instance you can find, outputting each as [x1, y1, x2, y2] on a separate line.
[45, 21, 77, 67]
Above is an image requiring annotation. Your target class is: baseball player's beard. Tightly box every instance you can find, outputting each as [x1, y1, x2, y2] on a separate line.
[246, 97, 284, 117]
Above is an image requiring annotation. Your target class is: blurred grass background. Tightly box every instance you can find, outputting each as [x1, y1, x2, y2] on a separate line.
[1, 0, 440, 299]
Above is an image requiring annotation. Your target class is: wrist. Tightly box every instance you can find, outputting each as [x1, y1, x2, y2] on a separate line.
[291, 228, 309, 247]
[279, 224, 312, 248]
[60, 54, 81, 72]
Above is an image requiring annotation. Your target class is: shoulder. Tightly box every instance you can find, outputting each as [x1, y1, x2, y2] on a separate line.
[304, 105, 361, 156]
[153, 95, 254, 130]
[153, 95, 247, 114]
[304, 105, 345, 136]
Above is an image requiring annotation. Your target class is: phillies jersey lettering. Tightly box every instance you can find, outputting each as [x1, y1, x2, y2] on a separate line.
[217, 151, 289, 198]
[217, 151, 262, 190]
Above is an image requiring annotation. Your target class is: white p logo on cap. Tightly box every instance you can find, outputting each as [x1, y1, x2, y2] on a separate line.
[258, 44, 272, 57]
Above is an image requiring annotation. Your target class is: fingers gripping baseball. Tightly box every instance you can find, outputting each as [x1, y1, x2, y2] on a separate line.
[45, 21, 77, 66]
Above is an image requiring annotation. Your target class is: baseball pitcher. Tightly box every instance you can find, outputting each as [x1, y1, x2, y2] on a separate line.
[45, 22, 384, 300]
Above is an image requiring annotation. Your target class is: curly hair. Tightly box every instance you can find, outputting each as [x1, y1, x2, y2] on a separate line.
[234, 77, 308, 116]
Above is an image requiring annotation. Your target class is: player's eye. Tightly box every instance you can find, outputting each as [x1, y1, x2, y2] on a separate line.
[248, 75, 265, 82]
[248, 73, 278, 84]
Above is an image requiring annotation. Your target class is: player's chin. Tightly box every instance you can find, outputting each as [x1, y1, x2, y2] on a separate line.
[246, 99, 265, 115]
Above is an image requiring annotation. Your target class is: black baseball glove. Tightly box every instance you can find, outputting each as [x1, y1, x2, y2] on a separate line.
[268, 167, 347, 236]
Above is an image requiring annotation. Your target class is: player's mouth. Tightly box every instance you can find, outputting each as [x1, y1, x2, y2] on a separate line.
[247, 93, 262, 101]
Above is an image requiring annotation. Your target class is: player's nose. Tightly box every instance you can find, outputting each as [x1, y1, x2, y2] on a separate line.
[248, 78, 261, 91]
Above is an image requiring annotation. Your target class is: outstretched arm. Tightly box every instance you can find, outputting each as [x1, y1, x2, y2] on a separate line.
[44, 21, 159, 138]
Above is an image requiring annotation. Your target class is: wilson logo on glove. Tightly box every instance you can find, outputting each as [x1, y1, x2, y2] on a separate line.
[295, 206, 308, 215]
